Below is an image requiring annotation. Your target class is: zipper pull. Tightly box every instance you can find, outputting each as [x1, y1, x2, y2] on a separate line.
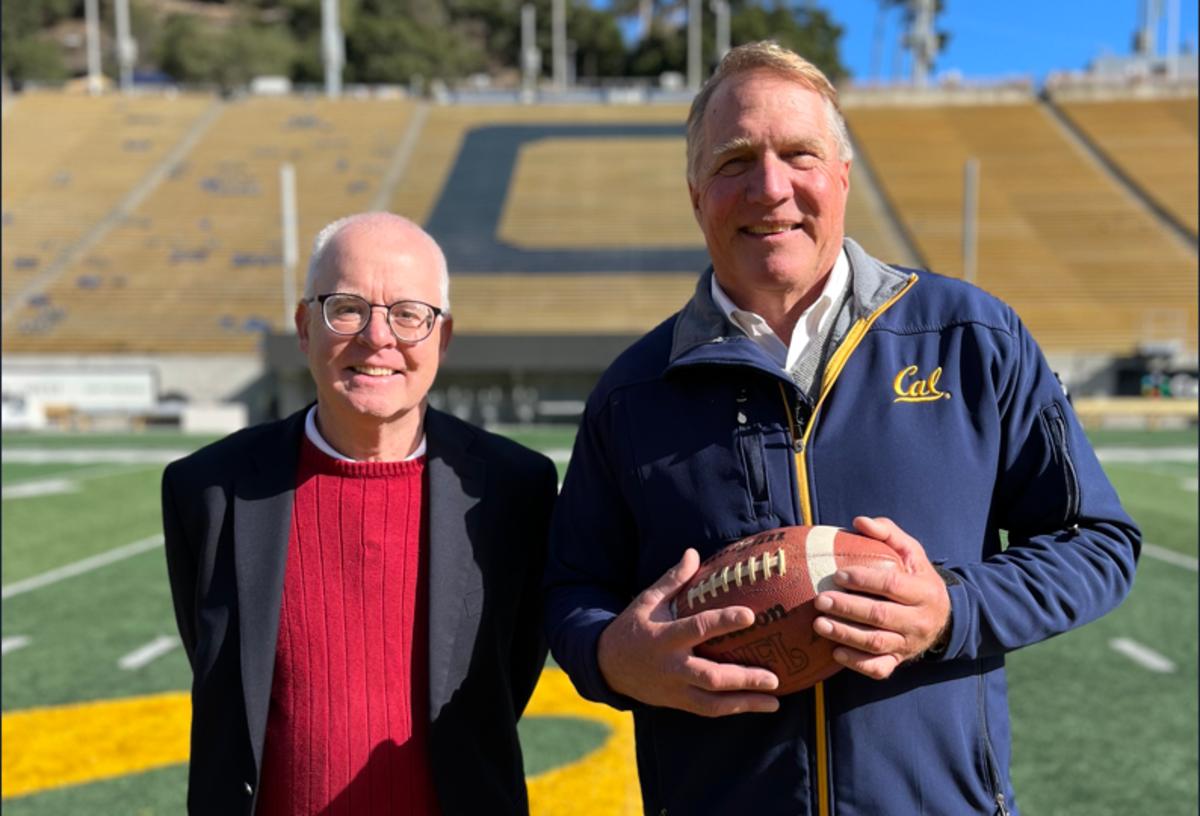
[995, 792, 1010, 816]
[793, 396, 812, 439]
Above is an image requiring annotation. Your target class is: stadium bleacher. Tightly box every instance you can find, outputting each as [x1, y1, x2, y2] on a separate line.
[845, 98, 1198, 354]
[1055, 96, 1198, 236]
[4, 95, 416, 353]
[1, 89, 1195, 358]
[1, 92, 215, 326]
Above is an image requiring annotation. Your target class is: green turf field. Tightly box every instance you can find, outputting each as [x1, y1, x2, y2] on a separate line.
[2, 426, 1196, 814]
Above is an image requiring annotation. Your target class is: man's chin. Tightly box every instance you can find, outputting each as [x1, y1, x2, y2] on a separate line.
[327, 390, 422, 425]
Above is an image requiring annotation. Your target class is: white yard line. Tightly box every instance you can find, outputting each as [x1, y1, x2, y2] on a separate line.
[118, 635, 180, 670]
[5, 460, 164, 486]
[2, 635, 31, 655]
[1109, 638, 1176, 673]
[1094, 446, 1197, 463]
[1142, 543, 1199, 572]
[2, 449, 189, 464]
[2, 478, 78, 500]
[1, 534, 164, 600]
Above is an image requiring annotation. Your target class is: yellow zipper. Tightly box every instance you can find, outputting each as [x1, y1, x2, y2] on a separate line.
[776, 274, 916, 816]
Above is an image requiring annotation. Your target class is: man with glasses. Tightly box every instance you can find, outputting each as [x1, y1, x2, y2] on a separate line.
[163, 212, 558, 815]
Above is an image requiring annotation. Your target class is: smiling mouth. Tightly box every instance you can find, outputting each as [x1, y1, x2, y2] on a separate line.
[348, 365, 401, 377]
[741, 223, 803, 236]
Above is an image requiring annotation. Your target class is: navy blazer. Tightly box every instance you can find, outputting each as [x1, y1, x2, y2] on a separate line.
[162, 406, 557, 815]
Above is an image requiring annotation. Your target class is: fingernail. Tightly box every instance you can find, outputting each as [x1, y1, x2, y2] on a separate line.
[814, 618, 833, 635]
[814, 595, 832, 611]
[835, 570, 850, 583]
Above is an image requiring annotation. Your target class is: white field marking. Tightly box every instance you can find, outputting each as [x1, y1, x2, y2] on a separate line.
[544, 448, 572, 464]
[118, 635, 180, 670]
[805, 525, 841, 594]
[1, 534, 164, 600]
[1182, 477, 1198, 492]
[2, 478, 78, 500]
[2, 636, 31, 655]
[2, 449, 189, 465]
[6, 460, 164, 485]
[1094, 446, 1197, 464]
[3, 461, 166, 500]
[1141, 543, 1199, 572]
[1109, 638, 1176, 673]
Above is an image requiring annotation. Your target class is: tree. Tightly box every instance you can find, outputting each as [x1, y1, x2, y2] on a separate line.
[158, 14, 298, 90]
[158, 15, 226, 84]
[569, 4, 625, 80]
[730, 1, 846, 81]
[626, 27, 686, 77]
[345, 11, 484, 84]
[621, 1, 846, 82]
[2, 0, 72, 84]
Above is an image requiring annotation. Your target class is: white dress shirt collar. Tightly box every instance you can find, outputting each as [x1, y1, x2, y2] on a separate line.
[710, 248, 851, 371]
[304, 405, 427, 462]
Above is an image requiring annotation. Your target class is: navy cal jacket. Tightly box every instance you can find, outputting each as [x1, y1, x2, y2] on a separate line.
[544, 239, 1140, 816]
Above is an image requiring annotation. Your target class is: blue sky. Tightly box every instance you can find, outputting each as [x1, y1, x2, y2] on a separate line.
[827, 0, 1200, 84]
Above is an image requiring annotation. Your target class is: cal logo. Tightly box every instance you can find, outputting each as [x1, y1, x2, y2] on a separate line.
[893, 364, 952, 403]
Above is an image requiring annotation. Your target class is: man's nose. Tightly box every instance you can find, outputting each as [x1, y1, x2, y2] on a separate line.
[358, 306, 398, 348]
[748, 155, 791, 204]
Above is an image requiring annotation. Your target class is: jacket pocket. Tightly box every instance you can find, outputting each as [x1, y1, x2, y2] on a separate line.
[736, 426, 771, 513]
[1039, 403, 1080, 526]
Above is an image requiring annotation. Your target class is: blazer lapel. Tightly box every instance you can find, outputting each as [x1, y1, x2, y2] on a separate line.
[424, 408, 487, 720]
[233, 408, 306, 773]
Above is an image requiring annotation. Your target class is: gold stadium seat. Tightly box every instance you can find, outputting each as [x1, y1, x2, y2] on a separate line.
[846, 100, 1197, 355]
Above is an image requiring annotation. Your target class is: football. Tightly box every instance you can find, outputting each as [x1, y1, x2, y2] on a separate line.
[672, 525, 904, 695]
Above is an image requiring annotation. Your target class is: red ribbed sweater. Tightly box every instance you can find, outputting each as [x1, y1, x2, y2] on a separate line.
[256, 437, 440, 816]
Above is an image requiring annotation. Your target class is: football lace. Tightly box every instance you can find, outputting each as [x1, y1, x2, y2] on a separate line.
[685, 548, 787, 610]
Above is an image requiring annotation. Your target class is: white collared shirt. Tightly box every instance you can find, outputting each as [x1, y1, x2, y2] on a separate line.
[710, 248, 851, 372]
[304, 405, 427, 462]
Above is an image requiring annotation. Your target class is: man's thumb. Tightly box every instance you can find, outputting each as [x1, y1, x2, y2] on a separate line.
[643, 547, 701, 606]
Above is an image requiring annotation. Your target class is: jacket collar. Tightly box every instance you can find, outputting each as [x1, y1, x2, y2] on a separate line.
[668, 237, 912, 370]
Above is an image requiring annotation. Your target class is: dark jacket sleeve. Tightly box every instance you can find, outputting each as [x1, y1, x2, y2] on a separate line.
[543, 396, 644, 710]
[935, 315, 1141, 660]
[162, 461, 200, 667]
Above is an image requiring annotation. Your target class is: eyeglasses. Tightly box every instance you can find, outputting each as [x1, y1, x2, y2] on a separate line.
[305, 293, 444, 344]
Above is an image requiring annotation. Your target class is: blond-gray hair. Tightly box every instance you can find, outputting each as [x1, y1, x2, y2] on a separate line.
[304, 212, 450, 312]
[686, 40, 853, 185]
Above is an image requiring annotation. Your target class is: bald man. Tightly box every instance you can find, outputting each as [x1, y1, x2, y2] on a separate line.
[163, 212, 557, 815]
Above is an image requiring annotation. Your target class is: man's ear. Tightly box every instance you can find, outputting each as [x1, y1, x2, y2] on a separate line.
[688, 181, 702, 225]
[295, 301, 310, 353]
[438, 315, 453, 359]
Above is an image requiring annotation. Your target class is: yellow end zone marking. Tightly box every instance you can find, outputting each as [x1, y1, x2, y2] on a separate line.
[2, 668, 639, 814]
[2, 691, 191, 800]
[525, 667, 641, 815]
